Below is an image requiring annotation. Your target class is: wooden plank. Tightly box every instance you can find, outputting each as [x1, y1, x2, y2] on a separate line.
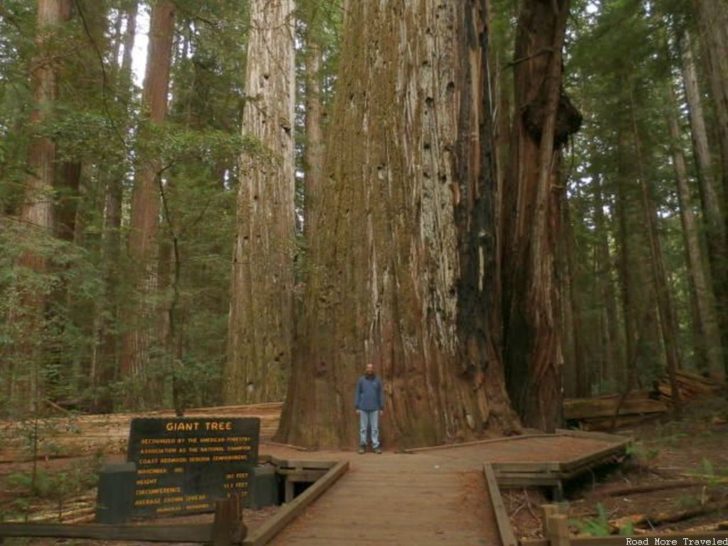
[405, 433, 556, 453]
[483, 463, 518, 546]
[243, 459, 349, 546]
[492, 461, 562, 473]
[497, 476, 562, 487]
[559, 439, 630, 473]
[0, 523, 213, 542]
[213, 495, 244, 546]
[555, 428, 632, 444]
[277, 467, 328, 476]
[493, 466, 561, 480]
[260, 441, 313, 452]
[269, 457, 336, 470]
[284, 479, 295, 504]
[547, 514, 570, 546]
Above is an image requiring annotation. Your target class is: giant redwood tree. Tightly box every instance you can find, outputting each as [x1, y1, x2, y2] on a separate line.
[502, 0, 580, 430]
[276, 0, 520, 449]
[225, 0, 296, 404]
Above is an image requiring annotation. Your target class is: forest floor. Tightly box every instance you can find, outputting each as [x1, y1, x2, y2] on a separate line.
[508, 395, 728, 539]
[0, 396, 726, 544]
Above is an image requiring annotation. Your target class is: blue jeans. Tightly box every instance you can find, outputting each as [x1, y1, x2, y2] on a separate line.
[359, 410, 380, 448]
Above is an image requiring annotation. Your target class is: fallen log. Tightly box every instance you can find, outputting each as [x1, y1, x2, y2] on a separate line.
[675, 370, 723, 387]
[592, 479, 705, 498]
[564, 397, 667, 420]
[679, 472, 728, 484]
[580, 413, 663, 431]
[611, 499, 728, 530]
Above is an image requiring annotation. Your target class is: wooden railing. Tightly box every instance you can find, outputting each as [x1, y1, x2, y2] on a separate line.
[0, 459, 350, 546]
[483, 445, 728, 546]
[0, 495, 245, 546]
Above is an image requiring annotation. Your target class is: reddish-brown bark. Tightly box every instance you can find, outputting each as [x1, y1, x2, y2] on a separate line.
[502, 0, 580, 431]
[225, 0, 296, 404]
[120, 0, 175, 387]
[277, 0, 520, 449]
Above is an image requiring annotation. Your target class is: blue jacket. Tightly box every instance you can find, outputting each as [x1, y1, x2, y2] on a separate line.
[355, 375, 383, 411]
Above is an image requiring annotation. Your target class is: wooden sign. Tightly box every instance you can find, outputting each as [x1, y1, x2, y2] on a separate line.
[126, 417, 260, 518]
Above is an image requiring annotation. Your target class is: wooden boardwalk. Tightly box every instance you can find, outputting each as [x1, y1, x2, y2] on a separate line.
[0, 403, 628, 544]
[269, 450, 499, 546]
[267, 432, 628, 546]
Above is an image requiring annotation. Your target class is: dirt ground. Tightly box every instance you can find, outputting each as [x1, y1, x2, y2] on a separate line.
[506, 395, 728, 539]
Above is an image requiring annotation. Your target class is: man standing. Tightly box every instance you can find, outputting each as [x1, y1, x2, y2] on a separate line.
[355, 363, 384, 454]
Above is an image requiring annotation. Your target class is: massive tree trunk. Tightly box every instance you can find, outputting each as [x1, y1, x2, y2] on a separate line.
[225, 0, 296, 404]
[667, 84, 725, 380]
[120, 0, 175, 395]
[502, 0, 580, 431]
[276, 0, 520, 449]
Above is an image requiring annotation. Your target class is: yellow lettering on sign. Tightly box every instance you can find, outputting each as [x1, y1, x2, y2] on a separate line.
[137, 468, 167, 475]
[205, 421, 233, 431]
[188, 456, 211, 463]
[212, 454, 246, 462]
[134, 498, 162, 506]
[165, 421, 200, 432]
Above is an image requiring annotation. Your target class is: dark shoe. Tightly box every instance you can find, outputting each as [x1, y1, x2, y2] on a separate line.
[357, 446, 365, 454]
[375, 447, 382, 454]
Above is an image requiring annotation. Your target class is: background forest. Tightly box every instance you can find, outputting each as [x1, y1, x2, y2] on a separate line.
[0, 0, 726, 445]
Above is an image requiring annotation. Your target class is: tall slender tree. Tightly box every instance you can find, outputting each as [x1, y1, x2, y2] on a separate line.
[225, 0, 296, 404]
[5, 0, 70, 410]
[120, 0, 176, 397]
[630, 92, 682, 414]
[592, 176, 624, 387]
[692, 0, 728, 201]
[96, 0, 137, 410]
[692, 0, 728, 378]
[678, 31, 728, 375]
[679, 32, 725, 249]
[666, 82, 724, 380]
